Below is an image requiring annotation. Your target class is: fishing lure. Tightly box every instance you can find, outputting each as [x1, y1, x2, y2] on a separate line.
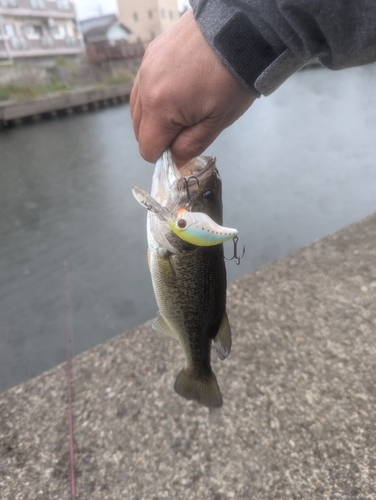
[132, 186, 238, 247]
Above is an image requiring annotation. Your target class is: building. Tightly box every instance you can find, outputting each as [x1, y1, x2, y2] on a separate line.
[117, 0, 179, 43]
[80, 14, 130, 46]
[80, 13, 139, 65]
[0, 0, 84, 64]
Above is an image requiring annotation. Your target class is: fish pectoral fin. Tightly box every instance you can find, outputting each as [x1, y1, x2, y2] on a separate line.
[174, 369, 223, 408]
[213, 312, 232, 360]
[132, 186, 174, 222]
[152, 313, 179, 340]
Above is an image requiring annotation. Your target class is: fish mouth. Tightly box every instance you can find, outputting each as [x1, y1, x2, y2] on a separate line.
[151, 149, 217, 209]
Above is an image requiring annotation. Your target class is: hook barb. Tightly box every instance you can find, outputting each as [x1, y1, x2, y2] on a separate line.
[179, 176, 200, 207]
[224, 235, 245, 265]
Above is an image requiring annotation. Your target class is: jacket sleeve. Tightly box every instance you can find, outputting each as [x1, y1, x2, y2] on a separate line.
[189, 0, 376, 96]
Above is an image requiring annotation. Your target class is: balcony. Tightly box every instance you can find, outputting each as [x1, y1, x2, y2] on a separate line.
[0, 0, 75, 19]
[0, 34, 82, 58]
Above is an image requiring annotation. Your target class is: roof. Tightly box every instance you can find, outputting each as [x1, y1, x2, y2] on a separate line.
[79, 14, 131, 43]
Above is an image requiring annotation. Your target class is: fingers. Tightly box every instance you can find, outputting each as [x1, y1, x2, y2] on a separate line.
[170, 119, 224, 168]
[129, 8, 257, 166]
[131, 77, 181, 163]
[130, 76, 140, 141]
[135, 106, 183, 163]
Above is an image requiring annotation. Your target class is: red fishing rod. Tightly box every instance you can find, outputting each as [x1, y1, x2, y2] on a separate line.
[64, 262, 77, 500]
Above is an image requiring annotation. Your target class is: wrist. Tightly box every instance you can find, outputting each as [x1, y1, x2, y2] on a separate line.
[190, 1, 305, 96]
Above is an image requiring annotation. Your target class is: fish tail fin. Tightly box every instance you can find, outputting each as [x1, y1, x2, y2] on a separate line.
[174, 368, 223, 408]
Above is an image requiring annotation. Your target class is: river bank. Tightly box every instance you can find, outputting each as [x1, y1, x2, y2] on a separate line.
[0, 81, 133, 125]
[1, 213, 375, 499]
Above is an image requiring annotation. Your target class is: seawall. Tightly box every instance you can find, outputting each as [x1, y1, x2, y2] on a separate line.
[0, 213, 375, 499]
[0, 82, 133, 126]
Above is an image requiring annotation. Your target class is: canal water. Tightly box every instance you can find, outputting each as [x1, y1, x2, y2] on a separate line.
[1, 64, 376, 392]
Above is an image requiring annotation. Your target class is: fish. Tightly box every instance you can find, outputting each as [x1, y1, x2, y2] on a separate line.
[132, 150, 235, 408]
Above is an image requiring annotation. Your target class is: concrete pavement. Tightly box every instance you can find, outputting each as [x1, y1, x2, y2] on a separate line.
[1, 213, 375, 499]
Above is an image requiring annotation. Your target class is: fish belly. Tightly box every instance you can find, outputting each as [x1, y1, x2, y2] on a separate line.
[150, 239, 227, 407]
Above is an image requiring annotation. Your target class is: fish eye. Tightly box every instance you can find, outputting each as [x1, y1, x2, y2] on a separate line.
[202, 190, 215, 205]
[177, 219, 187, 229]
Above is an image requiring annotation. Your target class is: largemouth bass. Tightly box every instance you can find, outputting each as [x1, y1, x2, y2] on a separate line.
[133, 150, 234, 408]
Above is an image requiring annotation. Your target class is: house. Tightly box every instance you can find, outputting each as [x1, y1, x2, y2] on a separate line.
[79, 14, 141, 65]
[0, 0, 84, 64]
[80, 14, 130, 46]
[117, 0, 179, 43]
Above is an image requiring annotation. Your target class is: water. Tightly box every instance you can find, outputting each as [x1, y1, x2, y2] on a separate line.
[1, 64, 376, 392]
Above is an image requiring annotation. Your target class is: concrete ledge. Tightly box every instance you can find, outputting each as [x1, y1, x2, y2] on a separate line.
[1, 214, 375, 499]
[0, 82, 133, 123]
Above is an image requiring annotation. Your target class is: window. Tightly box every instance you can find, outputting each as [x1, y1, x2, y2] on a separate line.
[161, 9, 166, 18]
[23, 24, 43, 38]
[0, 0, 19, 7]
[30, 0, 45, 9]
[133, 12, 138, 22]
[65, 20, 75, 37]
[4, 24, 16, 37]
[40, 35, 54, 48]
[148, 9, 153, 19]
[169, 11, 173, 19]
[56, 0, 70, 11]
[50, 24, 66, 39]
[10, 36, 28, 50]
[65, 36, 77, 47]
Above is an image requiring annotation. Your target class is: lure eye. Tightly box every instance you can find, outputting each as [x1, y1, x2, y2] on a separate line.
[177, 219, 187, 229]
[202, 190, 215, 205]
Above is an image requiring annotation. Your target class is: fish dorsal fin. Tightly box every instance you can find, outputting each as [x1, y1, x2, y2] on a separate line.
[152, 312, 179, 340]
[213, 312, 232, 360]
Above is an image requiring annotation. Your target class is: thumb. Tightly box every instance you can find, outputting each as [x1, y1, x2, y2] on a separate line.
[170, 118, 225, 168]
[138, 116, 184, 164]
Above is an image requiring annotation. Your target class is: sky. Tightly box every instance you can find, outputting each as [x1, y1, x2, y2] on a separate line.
[74, 0, 189, 20]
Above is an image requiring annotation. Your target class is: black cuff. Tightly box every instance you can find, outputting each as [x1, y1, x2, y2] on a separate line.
[214, 12, 286, 94]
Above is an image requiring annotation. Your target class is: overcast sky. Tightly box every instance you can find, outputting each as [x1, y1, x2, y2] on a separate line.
[74, 0, 189, 20]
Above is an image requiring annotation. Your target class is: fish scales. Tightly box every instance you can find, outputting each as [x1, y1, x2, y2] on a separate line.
[151, 244, 226, 378]
[133, 150, 233, 408]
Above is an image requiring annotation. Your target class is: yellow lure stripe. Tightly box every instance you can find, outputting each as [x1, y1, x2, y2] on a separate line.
[168, 210, 238, 247]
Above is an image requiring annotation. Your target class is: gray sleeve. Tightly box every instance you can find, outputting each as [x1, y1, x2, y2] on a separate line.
[189, 0, 376, 96]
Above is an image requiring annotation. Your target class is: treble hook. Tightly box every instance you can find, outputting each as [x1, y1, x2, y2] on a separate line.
[179, 176, 200, 205]
[224, 235, 245, 265]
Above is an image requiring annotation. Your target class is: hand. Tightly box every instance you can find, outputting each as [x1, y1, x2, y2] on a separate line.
[130, 9, 257, 167]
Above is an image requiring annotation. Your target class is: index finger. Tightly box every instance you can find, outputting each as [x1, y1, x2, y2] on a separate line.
[137, 108, 184, 164]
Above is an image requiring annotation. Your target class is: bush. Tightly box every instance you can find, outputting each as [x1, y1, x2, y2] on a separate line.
[0, 80, 73, 101]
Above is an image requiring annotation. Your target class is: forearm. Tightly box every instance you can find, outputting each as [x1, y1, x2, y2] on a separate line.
[190, 0, 376, 95]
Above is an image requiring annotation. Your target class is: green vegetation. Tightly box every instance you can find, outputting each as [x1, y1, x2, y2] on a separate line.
[0, 80, 73, 102]
[0, 67, 137, 102]
[103, 70, 136, 86]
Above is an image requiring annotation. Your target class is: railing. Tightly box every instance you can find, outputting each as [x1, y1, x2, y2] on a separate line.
[0, 0, 74, 15]
[0, 34, 82, 58]
[86, 40, 149, 65]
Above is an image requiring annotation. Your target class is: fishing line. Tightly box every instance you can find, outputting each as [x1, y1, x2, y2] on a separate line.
[63, 261, 77, 500]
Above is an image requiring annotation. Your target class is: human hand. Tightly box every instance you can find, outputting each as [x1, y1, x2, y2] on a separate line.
[130, 9, 257, 167]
